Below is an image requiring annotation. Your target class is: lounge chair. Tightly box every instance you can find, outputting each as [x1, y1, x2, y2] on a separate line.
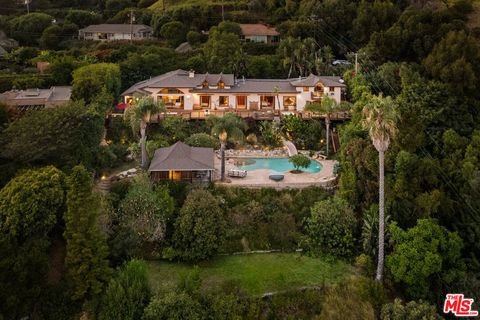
[228, 169, 247, 178]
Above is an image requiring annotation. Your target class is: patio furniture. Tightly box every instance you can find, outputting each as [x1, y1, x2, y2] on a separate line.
[269, 172, 284, 181]
[228, 169, 247, 178]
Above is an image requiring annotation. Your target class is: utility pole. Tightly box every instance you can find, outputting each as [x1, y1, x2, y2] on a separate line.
[221, 3, 225, 21]
[25, 0, 30, 14]
[130, 9, 134, 43]
[162, 0, 166, 16]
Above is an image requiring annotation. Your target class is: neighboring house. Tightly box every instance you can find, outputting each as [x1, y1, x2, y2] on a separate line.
[149, 141, 215, 182]
[121, 69, 346, 120]
[239, 24, 280, 44]
[0, 86, 72, 115]
[78, 24, 153, 41]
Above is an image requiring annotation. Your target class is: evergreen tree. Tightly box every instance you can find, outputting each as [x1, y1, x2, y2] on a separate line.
[64, 165, 111, 301]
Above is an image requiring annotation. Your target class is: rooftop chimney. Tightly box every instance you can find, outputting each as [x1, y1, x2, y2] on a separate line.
[189, 70, 195, 78]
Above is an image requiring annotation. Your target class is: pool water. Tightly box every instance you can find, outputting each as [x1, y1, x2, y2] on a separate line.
[235, 158, 322, 173]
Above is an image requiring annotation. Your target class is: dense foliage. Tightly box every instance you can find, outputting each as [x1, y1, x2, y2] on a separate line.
[172, 189, 227, 261]
[64, 166, 111, 301]
[1, 0, 480, 316]
[303, 197, 357, 259]
[0, 102, 104, 185]
[98, 259, 151, 320]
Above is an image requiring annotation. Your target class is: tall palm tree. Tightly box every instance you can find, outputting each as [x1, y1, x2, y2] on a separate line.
[361, 94, 398, 282]
[208, 113, 246, 181]
[124, 96, 165, 170]
[305, 96, 350, 157]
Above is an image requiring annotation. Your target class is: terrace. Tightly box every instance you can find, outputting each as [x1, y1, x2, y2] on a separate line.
[119, 109, 352, 121]
[214, 149, 338, 189]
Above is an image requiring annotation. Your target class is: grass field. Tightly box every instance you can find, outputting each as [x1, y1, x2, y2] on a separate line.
[146, 253, 350, 296]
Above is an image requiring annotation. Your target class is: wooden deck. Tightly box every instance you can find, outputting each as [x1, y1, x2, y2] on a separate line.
[111, 109, 351, 122]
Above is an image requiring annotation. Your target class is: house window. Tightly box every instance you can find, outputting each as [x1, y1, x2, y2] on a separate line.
[260, 96, 274, 109]
[329, 87, 335, 92]
[303, 86, 309, 92]
[158, 95, 184, 109]
[202, 81, 209, 88]
[236, 96, 246, 109]
[159, 88, 183, 94]
[218, 81, 225, 89]
[219, 96, 229, 106]
[314, 83, 324, 96]
[283, 96, 296, 110]
[200, 96, 210, 108]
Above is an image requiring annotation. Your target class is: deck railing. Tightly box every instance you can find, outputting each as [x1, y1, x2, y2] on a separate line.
[112, 109, 351, 121]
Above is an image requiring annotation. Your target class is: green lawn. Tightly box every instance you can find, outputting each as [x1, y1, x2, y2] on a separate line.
[146, 253, 350, 296]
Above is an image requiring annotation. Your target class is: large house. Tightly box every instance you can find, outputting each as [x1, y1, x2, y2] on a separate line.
[0, 86, 72, 115]
[121, 69, 346, 120]
[78, 24, 154, 41]
[239, 24, 280, 44]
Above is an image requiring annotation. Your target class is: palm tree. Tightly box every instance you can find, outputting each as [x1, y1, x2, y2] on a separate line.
[208, 113, 246, 181]
[305, 96, 350, 157]
[124, 96, 165, 170]
[361, 94, 398, 282]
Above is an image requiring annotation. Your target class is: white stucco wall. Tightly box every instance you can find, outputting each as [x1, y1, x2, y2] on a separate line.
[124, 85, 344, 112]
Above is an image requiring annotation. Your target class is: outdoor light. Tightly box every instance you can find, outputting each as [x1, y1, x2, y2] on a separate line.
[186, 95, 191, 99]
[101, 175, 108, 180]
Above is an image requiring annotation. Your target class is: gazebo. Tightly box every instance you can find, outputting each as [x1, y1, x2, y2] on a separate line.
[148, 141, 215, 182]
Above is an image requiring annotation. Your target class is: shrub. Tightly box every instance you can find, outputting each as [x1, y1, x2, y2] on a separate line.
[246, 133, 258, 145]
[259, 121, 281, 147]
[95, 145, 118, 171]
[119, 175, 174, 245]
[98, 259, 151, 320]
[185, 133, 219, 149]
[381, 298, 441, 320]
[143, 292, 204, 320]
[187, 31, 203, 46]
[106, 117, 135, 144]
[173, 189, 226, 261]
[303, 197, 356, 258]
[319, 279, 375, 319]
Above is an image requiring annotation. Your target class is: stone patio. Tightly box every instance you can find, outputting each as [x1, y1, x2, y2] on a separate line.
[214, 155, 337, 189]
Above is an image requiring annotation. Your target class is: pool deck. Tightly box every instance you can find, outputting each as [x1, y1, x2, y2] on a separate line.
[214, 156, 337, 189]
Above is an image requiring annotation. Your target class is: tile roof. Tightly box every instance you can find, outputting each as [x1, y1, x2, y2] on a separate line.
[239, 24, 279, 36]
[79, 24, 152, 34]
[291, 74, 346, 87]
[191, 79, 298, 94]
[121, 69, 235, 95]
[122, 70, 346, 96]
[149, 141, 215, 171]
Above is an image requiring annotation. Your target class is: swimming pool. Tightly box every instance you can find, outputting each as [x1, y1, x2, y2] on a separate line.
[235, 157, 322, 173]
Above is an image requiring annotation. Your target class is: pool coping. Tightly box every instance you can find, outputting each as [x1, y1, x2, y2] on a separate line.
[230, 157, 323, 174]
[214, 156, 337, 189]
